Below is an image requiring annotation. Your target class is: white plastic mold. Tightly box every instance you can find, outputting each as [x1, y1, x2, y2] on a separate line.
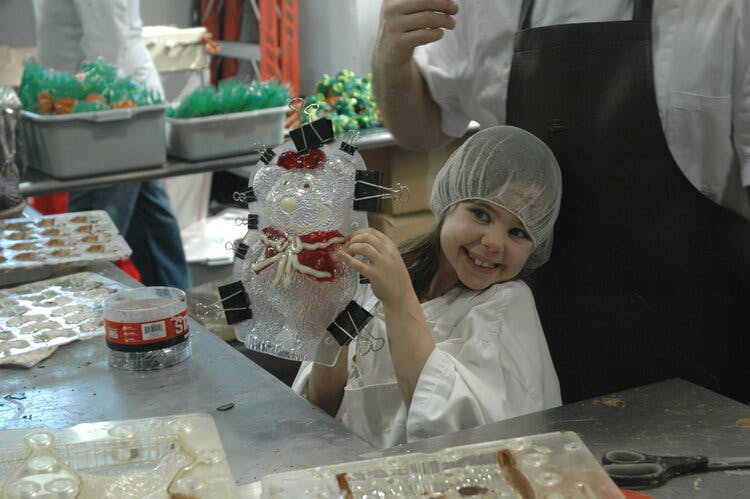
[0, 413, 236, 498]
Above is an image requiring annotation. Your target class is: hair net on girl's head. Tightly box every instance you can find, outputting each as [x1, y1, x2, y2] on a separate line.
[429, 125, 562, 271]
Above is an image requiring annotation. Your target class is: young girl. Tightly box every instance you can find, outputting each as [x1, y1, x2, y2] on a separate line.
[292, 125, 563, 449]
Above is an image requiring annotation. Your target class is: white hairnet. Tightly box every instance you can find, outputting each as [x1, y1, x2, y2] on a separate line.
[430, 125, 562, 271]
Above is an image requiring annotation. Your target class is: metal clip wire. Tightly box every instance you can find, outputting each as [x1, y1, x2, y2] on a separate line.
[343, 130, 360, 147]
[233, 188, 255, 203]
[356, 320, 385, 357]
[251, 138, 275, 164]
[353, 181, 410, 204]
[340, 130, 360, 155]
[194, 289, 248, 321]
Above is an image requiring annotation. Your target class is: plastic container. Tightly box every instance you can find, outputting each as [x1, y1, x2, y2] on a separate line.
[165, 105, 286, 160]
[0, 413, 237, 499]
[20, 104, 167, 179]
[103, 286, 191, 371]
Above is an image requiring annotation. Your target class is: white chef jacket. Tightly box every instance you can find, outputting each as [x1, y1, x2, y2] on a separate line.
[33, 0, 163, 94]
[293, 280, 561, 449]
[413, 0, 750, 219]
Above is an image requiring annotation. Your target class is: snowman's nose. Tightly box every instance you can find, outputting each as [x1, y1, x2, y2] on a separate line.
[280, 196, 297, 214]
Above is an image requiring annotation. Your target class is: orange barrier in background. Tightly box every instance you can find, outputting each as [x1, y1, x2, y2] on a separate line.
[221, 0, 245, 80]
[279, 0, 299, 96]
[259, 0, 280, 84]
[259, 0, 298, 96]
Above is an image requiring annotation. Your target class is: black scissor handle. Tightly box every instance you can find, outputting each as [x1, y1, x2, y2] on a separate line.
[603, 462, 667, 489]
[602, 450, 709, 490]
[603, 450, 653, 464]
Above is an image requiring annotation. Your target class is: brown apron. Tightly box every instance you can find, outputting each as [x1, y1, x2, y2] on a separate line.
[506, 0, 749, 403]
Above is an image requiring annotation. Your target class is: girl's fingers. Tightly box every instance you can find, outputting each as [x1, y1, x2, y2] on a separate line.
[336, 250, 369, 275]
[348, 230, 387, 251]
[345, 242, 382, 264]
[387, 0, 458, 16]
[389, 11, 456, 34]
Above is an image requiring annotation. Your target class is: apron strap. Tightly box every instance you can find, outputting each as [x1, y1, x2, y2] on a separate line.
[519, 0, 653, 31]
[518, 0, 534, 31]
[632, 0, 653, 23]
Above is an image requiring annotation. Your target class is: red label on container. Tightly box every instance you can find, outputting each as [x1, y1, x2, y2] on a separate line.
[105, 309, 189, 346]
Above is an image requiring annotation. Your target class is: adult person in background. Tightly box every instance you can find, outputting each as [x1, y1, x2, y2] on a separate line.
[372, 0, 750, 403]
[33, 0, 191, 291]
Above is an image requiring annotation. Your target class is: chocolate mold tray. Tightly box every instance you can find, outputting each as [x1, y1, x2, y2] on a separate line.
[0, 211, 131, 285]
[0, 413, 236, 498]
[261, 431, 623, 498]
[0, 272, 127, 366]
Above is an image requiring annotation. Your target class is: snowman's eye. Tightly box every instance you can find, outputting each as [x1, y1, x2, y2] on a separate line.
[282, 180, 289, 186]
[303, 182, 310, 189]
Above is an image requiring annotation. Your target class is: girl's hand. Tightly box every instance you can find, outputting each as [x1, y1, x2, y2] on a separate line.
[340, 229, 435, 406]
[338, 228, 413, 307]
[374, 0, 458, 70]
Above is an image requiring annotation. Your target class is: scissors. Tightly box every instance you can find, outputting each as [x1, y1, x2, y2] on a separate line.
[602, 449, 750, 489]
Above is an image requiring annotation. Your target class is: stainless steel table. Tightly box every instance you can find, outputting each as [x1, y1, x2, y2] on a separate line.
[0, 263, 373, 484]
[368, 378, 750, 498]
[19, 126, 399, 196]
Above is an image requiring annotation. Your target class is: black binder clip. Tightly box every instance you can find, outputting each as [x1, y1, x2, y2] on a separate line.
[290, 116, 334, 153]
[340, 130, 360, 156]
[234, 214, 259, 230]
[353, 170, 410, 212]
[246, 214, 259, 230]
[353, 170, 384, 212]
[225, 240, 250, 260]
[216, 281, 253, 324]
[252, 140, 276, 165]
[234, 242, 249, 260]
[327, 300, 373, 346]
[288, 99, 335, 153]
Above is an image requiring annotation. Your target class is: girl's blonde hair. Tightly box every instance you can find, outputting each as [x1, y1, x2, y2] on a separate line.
[399, 221, 442, 300]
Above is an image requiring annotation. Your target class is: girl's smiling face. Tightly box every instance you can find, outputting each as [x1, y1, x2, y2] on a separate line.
[434, 201, 534, 292]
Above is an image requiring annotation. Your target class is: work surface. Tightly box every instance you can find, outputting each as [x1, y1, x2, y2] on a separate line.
[1, 265, 747, 497]
[0, 263, 373, 484]
[369, 378, 749, 498]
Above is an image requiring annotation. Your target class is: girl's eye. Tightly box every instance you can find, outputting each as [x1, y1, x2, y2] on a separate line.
[510, 227, 530, 240]
[471, 208, 490, 223]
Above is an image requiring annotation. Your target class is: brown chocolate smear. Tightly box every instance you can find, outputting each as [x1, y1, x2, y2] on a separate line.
[336, 472, 354, 499]
[498, 449, 536, 499]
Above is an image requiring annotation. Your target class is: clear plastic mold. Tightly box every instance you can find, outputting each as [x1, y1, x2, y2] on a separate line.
[260, 431, 623, 498]
[0, 272, 127, 367]
[0, 413, 236, 498]
[0, 211, 132, 286]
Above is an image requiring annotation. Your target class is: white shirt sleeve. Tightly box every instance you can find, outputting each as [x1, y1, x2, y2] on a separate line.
[413, 9, 472, 138]
[34, 0, 163, 95]
[291, 360, 314, 397]
[406, 282, 560, 442]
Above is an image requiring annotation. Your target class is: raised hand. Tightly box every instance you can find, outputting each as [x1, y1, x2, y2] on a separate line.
[375, 0, 459, 69]
[338, 228, 413, 307]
